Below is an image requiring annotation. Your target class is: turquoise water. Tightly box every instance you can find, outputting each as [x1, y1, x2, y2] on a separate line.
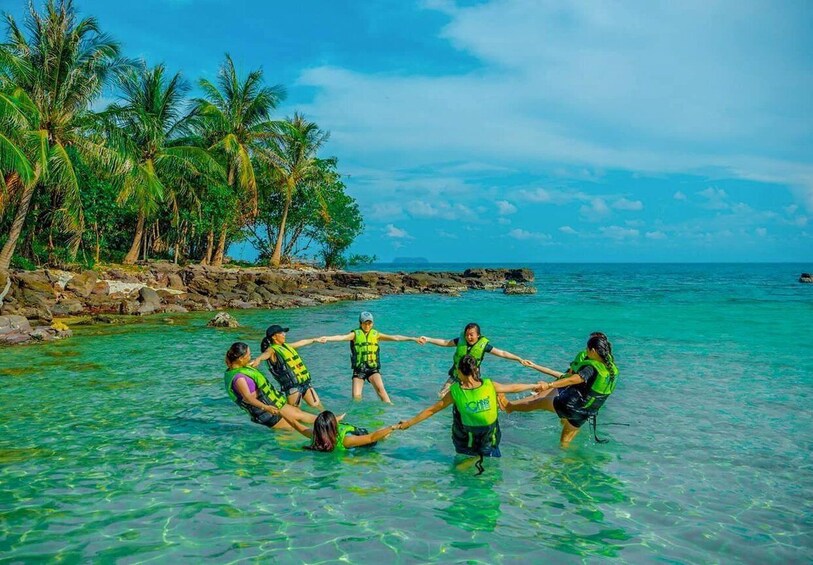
[1, 263, 812, 562]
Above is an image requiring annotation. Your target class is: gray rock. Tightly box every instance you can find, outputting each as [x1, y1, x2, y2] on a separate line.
[0, 315, 32, 335]
[167, 273, 186, 290]
[51, 299, 85, 316]
[138, 287, 162, 308]
[800, 273, 813, 283]
[65, 270, 98, 298]
[207, 312, 240, 328]
[163, 304, 189, 314]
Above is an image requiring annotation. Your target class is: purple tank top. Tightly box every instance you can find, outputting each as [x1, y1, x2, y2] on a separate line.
[231, 372, 257, 400]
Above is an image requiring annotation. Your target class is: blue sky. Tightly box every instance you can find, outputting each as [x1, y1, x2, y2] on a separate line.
[7, 0, 812, 262]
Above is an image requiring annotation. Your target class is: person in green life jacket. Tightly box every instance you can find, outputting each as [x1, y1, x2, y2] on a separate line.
[396, 355, 547, 472]
[419, 322, 529, 397]
[499, 332, 619, 448]
[224, 342, 335, 430]
[276, 409, 399, 452]
[313, 311, 423, 403]
[250, 324, 327, 409]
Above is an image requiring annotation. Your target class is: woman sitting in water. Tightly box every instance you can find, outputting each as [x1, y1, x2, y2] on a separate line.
[396, 355, 547, 472]
[278, 410, 398, 452]
[499, 332, 619, 448]
[224, 342, 330, 431]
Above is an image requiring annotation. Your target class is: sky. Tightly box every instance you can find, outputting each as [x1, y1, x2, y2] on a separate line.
[5, 0, 812, 262]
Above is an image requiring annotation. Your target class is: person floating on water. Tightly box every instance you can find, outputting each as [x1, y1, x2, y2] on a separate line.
[396, 354, 548, 474]
[277, 409, 398, 452]
[224, 342, 337, 430]
[311, 311, 423, 403]
[499, 332, 619, 448]
[419, 322, 528, 397]
[251, 324, 326, 408]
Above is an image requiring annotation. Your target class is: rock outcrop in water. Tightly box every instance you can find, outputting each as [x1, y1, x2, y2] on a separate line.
[0, 264, 534, 343]
[800, 273, 813, 283]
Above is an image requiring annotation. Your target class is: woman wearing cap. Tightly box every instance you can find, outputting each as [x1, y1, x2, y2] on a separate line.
[224, 342, 332, 430]
[419, 322, 528, 397]
[250, 324, 327, 408]
[498, 332, 619, 448]
[313, 311, 422, 403]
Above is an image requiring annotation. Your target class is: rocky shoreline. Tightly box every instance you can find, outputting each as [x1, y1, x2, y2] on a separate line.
[0, 264, 533, 345]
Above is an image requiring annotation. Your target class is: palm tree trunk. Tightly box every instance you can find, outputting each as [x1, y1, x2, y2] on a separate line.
[200, 229, 214, 265]
[211, 225, 227, 267]
[271, 192, 292, 267]
[0, 172, 21, 215]
[0, 181, 37, 270]
[94, 222, 101, 264]
[123, 211, 145, 265]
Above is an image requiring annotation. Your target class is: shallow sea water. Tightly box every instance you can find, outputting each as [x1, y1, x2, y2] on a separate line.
[1, 263, 812, 562]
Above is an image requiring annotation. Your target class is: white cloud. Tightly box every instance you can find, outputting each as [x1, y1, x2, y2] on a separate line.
[613, 198, 644, 211]
[436, 229, 458, 239]
[404, 200, 476, 221]
[784, 204, 798, 215]
[496, 200, 517, 215]
[497, 217, 511, 225]
[674, 191, 687, 200]
[645, 230, 667, 239]
[517, 187, 585, 204]
[698, 187, 729, 210]
[369, 202, 403, 219]
[580, 197, 611, 217]
[559, 225, 578, 235]
[601, 226, 639, 239]
[385, 224, 412, 239]
[508, 228, 551, 241]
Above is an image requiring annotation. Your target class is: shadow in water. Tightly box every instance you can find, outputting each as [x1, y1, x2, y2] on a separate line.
[435, 456, 504, 533]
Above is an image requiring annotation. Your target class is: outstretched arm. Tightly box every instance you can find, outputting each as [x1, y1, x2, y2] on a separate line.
[378, 333, 422, 343]
[418, 336, 455, 347]
[288, 336, 327, 348]
[489, 347, 525, 363]
[277, 408, 313, 439]
[397, 394, 453, 430]
[492, 381, 551, 394]
[316, 332, 355, 343]
[342, 424, 399, 448]
[249, 348, 275, 368]
[521, 359, 565, 379]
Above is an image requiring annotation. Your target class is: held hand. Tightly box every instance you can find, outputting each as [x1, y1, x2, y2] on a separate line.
[521, 359, 535, 368]
[266, 405, 281, 415]
[417, 336, 427, 345]
[317, 336, 327, 344]
[534, 381, 551, 392]
[249, 358, 261, 368]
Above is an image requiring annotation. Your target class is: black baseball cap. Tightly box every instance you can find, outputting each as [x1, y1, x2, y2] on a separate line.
[266, 324, 289, 337]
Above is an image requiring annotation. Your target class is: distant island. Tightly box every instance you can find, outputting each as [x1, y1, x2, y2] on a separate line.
[393, 257, 429, 263]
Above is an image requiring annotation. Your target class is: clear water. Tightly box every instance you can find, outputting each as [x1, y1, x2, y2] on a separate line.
[1, 263, 812, 562]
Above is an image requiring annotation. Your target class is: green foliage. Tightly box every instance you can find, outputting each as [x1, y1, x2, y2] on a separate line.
[347, 254, 378, 267]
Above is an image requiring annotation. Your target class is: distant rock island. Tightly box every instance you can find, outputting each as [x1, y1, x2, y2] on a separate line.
[393, 257, 429, 263]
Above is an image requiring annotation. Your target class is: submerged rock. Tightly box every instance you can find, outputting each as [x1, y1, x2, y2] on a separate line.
[503, 282, 537, 295]
[207, 312, 240, 328]
[800, 273, 813, 283]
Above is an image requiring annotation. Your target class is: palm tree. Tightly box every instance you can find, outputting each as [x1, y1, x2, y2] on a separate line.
[104, 64, 224, 264]
[192, 54, 284, 266]
[0, 88, 36, 216]
[263, 113, 329, 267]
[0, 0, 124, 269]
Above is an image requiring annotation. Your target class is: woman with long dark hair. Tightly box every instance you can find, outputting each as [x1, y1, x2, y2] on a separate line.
[500, 332, 619, 448]
[396, 354, 547, 473]
[224, 342, 332, 431]
[278, 410, 398, 452]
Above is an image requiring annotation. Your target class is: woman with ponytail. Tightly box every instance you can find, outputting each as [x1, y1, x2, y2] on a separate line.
[397, 355, 548, 472]
[278, 410, 398, 452]
[499, 332, 619, 448]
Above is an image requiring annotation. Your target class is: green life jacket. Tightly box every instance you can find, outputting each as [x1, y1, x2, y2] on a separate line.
[449, 379, 501, 456]
[268, 343, 311, 389]
[351, 329, 381, 371]
[335, 422, 372, 451]
[450, 335, 490, 379]
[569, 356, 618, 409]
[223, 366, 286, 421]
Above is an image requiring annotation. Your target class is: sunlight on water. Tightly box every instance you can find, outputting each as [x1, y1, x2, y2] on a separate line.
[1, 264, 811, 561]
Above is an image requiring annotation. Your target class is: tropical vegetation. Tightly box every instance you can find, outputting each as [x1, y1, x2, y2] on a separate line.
[0, 0, 367, 271]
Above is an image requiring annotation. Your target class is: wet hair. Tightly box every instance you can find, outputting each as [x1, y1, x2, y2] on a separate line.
[463, 322, 481, 337]
[304, 411, 339, 452]
[586, 333, 618, 376]
[226, 342, 249, 366]
[458, 354, 482, 383]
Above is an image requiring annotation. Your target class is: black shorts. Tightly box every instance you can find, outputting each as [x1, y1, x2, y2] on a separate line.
[352, 368, 380, 381]
[254, 409, 283, 429]
[553, 389, 591, 428]
[285, 381, 313, 402]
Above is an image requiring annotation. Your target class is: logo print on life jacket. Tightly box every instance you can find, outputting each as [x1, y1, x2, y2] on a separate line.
[466, 398, 491, 413]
